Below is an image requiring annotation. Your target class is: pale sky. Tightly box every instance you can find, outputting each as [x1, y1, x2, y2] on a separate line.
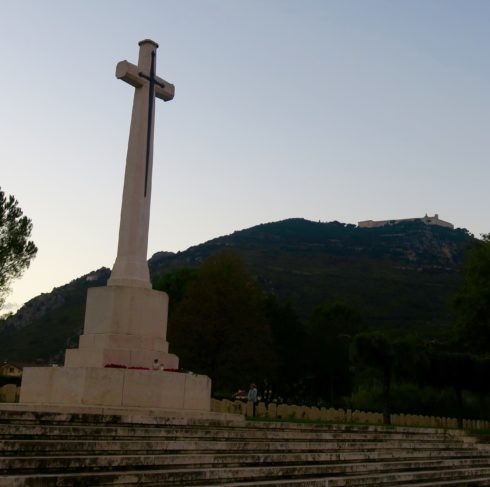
[1, 0, 489, 312]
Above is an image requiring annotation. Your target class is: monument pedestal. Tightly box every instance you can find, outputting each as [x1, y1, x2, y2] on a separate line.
[19, 366, 211, 411]
[64, 286, 178, 369]
[19, 285, 212, 413]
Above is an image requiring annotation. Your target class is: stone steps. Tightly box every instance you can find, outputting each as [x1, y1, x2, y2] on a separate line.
[0, 409, 489, 486]
[2, 450, 489, 473]
[0, 439, 474, 457]
[4, 464, 490, 486]
[194, 472, 490, 487]
[0, 410, 459, 435]
[0, 423, 460, 442]
[0, 414, 455, 433]
[398, 480, 490, 486]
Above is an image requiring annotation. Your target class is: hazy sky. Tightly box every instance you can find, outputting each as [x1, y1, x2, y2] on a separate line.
[1, 0, 489, 312]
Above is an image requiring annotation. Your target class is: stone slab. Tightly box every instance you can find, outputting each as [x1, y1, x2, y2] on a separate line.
[0, 384, 18, 403]
[79, 334, 168, 352]
[0, 402, 243, 424]
[19, 366, 210, 411]
[64, 347, 178, 369]
[122, 368, 186, 409]
[83, 286, 169, 338]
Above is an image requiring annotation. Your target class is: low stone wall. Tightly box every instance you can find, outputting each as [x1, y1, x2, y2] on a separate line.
[210, 399, 490, 430]
[0, 384, 20, 403]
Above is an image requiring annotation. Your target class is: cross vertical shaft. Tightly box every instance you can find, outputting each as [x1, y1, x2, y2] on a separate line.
[108, 40, 174, 289]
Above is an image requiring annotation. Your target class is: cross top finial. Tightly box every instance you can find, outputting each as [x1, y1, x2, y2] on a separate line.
[139, 39, 159, 48]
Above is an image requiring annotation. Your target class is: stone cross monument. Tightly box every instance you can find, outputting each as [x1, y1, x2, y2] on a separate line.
[18, 40, 212, 413]
[109, 39, 174, 289]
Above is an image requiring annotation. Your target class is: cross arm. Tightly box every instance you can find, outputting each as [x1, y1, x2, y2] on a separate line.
[116, 60, 175, 102]
[116, 60, 143, 88]
[155, 80, 175, 102]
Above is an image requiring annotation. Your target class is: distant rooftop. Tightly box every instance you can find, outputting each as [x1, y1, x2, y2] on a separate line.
[358, 214, 454, 230]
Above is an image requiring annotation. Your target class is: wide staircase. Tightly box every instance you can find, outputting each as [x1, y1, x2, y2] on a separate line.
[1, 409, 490, 486]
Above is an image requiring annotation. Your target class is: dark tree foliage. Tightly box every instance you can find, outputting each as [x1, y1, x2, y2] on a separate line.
[306, 303, 363, 406]
[454, 234, 490, 354]
[262, 296, 306, 402]
[393, 335, 433, 388]
[470, 356, 490, 396]
[165, 250, 277, 392]
[153, 267, 198, 315]
[351, 331, 395, 424]
[0, 188, 37, 309]
[425, 351, 480, 428]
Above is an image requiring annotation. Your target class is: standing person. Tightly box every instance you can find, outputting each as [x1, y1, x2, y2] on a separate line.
[248, 383, 258, 417]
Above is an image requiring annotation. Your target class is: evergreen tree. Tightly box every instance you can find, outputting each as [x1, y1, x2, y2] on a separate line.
[307, 303, 363, 405]
[263, 296, 305, 402]
[0, 188, 37, 310]
[167, 250, 277, 392]
[454, 234, 490, 353]
[351, 331, 395, 424]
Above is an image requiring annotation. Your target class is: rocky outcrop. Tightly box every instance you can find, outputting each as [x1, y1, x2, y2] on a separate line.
[0, 268, 110, 337]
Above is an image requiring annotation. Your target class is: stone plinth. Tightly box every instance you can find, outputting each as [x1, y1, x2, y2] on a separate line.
[64, 286, 178, 370]
[19, 284, 211, 412]
[20, 366, 211, 411]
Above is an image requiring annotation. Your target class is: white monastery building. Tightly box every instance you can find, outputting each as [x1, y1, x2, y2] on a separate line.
[358, 214, 454, 229]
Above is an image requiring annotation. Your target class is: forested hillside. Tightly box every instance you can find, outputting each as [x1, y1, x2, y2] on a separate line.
[0, 218, 473, 364]
[150, 218, 472, 329]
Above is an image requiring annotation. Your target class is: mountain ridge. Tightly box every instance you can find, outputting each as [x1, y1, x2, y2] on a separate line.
[0, 218, 474, 363]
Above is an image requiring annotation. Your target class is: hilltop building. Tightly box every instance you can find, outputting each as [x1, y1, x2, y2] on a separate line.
[358, 214, 454, 229]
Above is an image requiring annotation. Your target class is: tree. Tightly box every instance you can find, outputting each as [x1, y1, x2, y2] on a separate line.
[426, 351, 478, 428]
[166, 250, 277, 392]
[0, 188, 37, 309]
[306, 303, 363, 406]
[351, 331, 395, 425]
[263, 296, 306, 402]
[153, 267, 198, 315]
[453, 234, 490, 353]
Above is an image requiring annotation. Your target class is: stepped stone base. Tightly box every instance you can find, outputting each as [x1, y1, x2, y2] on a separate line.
[19, 366, 211, 411]
[16, 285, 216, 418]
[16, 285, 212, 414]
[0, 402, 242, 423]
[63, 286, 179, 370]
